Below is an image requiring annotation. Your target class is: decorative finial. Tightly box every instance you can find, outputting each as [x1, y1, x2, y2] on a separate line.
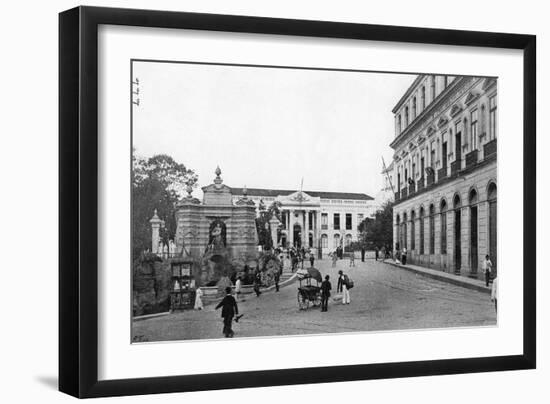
[214, 166, 223, 186]
[185, 179, 193, 198]
[243, 185, 248, 198]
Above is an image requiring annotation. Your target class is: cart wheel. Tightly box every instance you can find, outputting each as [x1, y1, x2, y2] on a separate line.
[312, 294, 321, 307]
[297, 291, 309, 310]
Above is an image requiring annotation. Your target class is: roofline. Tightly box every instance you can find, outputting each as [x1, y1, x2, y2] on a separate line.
[392, 75, 426, 113]
[229, 187, 374, 201]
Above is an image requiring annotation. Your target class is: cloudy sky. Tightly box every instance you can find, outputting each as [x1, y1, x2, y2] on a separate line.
[132, 61, 414, 199]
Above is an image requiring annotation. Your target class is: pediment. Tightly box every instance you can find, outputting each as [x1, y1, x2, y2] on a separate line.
[202, 183, 232, 193]
[464, 91, 480, 106]
[426, 126, 436, 137]
[482, 77, 497, 91]
[437, 116, 448, 128]
[449, 103, 463, 117]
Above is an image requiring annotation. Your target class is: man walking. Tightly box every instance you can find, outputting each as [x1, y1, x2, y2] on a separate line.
[215, 286, 239, 338]
[337, 270, 351, 305]
[320, 275, 331, 312]
[375, 246, 379, 261]
[309, 251, 315, 267]
[361, 246, 365, 262]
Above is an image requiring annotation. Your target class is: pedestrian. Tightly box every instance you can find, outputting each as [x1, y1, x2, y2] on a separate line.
[235, 276, 242, 301]
[274, 268, 280, 292]
[215, 286, 239, 338]
[331, 251, 337, 267]
[360, 246, 365, 262]
[194, 286, 203, 310]
[309, 252, 315, 267]
[375, 246, 379, 261]
[349, 251, 355, 267]
[337, 270, 351, 305]
[253, 271, 262, 297]
[483, 255, 493, 287]
[491, 276, 498, 313]
[401, 247, 407, 265]
[320, 275, 331, 312]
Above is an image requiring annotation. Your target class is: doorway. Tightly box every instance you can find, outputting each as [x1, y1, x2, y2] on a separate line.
[293, 224, 302, 248]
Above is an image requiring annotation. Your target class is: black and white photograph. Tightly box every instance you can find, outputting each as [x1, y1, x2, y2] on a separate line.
[131, 61, 499, 342]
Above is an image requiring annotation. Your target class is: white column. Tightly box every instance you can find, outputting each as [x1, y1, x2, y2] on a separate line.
[149, 209, 163, 254]
[305, 210, 310, 247]
[289, 210, 294, 246]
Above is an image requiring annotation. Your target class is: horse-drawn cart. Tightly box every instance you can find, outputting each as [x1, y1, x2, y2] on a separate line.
[296, 267, 323, 310]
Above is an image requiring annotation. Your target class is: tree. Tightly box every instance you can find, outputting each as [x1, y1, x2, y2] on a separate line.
[132, 152, 198, 261]
[358, 200, 393, 249]
[255, 200, 282, 249]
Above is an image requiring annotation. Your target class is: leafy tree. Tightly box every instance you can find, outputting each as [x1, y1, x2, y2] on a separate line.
[358, 200, 393, 249]
[255, 200, 282, 249]
[132, 152, 198, 261]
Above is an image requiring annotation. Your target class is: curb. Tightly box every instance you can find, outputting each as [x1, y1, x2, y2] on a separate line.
[386, 261, 491, 294]
[133, 311, 170, 322]
[262, 272, 298, 292]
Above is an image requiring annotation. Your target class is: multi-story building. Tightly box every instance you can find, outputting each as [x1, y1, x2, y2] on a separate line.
[390, 74, 497, 279]
[230, 188, 375, 254]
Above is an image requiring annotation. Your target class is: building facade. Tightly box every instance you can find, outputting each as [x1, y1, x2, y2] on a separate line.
[230, 188, 375, 254]
[390, 75, 497, 279]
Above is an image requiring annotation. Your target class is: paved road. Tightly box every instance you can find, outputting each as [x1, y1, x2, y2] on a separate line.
[133, 258, 496, 342]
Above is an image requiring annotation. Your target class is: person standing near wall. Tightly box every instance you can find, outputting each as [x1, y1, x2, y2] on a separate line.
[483, 255, 493, 287]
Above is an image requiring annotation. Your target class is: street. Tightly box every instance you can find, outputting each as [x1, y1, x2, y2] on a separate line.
[133, 257, 497, 342]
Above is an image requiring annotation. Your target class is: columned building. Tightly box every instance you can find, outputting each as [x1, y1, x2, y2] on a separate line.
[230, 188, 375, 254]
[390, 75, 497, 279]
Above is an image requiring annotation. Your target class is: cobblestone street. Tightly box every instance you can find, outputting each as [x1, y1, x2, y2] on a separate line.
[133, 257, 497, 342]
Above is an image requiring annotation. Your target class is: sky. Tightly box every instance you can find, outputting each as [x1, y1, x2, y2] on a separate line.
[132, 61, 415, 199]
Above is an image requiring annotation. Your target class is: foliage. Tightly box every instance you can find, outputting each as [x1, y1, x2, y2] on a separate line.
[358, 200, 393, 249]
[132, 151, 198, 261]
[255, 200, 282, 249]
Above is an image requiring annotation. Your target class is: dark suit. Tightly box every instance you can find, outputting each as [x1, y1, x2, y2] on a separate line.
[215, 295, 239, 337]
[320, 280, 331, 312]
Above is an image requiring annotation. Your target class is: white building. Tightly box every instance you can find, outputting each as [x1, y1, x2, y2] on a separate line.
[230, 188, 375, 254]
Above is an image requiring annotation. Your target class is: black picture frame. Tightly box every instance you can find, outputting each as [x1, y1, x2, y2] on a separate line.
[59, 5, 536, 398]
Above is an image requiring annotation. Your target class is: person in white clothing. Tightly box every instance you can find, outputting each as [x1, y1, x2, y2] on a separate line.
[235, 277, 242, 301]
[194, 287, 204, 310]
[491, 277, 498, 313]
[483, 255, 493, 287]
[337, 270, 351, 305]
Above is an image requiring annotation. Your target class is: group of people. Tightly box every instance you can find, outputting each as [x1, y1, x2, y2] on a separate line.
[287, 246, 315, 271]
[319, 270, 353, 312]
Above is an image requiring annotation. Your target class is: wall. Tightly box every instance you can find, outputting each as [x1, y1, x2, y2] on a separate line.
[1, 1, 547, 404]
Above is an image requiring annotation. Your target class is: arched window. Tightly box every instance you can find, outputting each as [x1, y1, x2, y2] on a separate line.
[487, 182, 497, 272]
[398, 114, 402, 133]
[419, 207, 425, 255]
[421, 86, 426, 109]
[321, 234, 328, 248]
[453, 194, 462, 270]
[396, 214, 401, 250]
[469, 189, 479, 272]
[429, 204, 435, 254]
[333, 234, 340, 249]
[405, 106, 409, 126]
[412, 97, 417, 119]
[440, 199, 448, 255]
[345, 234, 353, 247]
[403, 212, 408, 250]
[411, 209, 416, 251]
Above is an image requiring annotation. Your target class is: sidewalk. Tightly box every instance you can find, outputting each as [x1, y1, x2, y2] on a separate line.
[385, 260, 491, 294]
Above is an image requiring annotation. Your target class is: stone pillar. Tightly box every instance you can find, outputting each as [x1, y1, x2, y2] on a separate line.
[149, 209, 164, 254]
[305, 210, 310, 247]
[269, 214, 280, 248]
[289, 210, 294, 247]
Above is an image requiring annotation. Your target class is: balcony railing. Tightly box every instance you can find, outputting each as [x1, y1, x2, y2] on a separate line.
[408, 183, 416, 195]
[466, 149, 479, 168]
[417, 177, 425, 191]
[451, 160, 461, 176]
[426, 169, 435, 186]
[394, 192, 400, 201]
[321, 224, 328, 230]
[401, 188, 408, 199]
[484, 138, 497, 159]
[438, 167, 447, 181]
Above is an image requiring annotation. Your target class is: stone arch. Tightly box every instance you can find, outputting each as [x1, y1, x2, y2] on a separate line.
[487, 180, 497, 201]
[440, 198, 448, 212]
[453, 193, 462, 209]
[469, 187, 479, 204]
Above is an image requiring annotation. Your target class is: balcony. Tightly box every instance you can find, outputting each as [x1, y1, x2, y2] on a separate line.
[438, 167, 447, 181]
[417, 177, 425, 192]
[426, 169, 435, 186]
[484, 138, 497, 159]
[451, 160, 461, 176]
[408, 183, 416, 196]
[401, 188, 408, 199]
[466, 149, 479, 168]
[321, 224, 328, 230]
[394, 192, 400, 201]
